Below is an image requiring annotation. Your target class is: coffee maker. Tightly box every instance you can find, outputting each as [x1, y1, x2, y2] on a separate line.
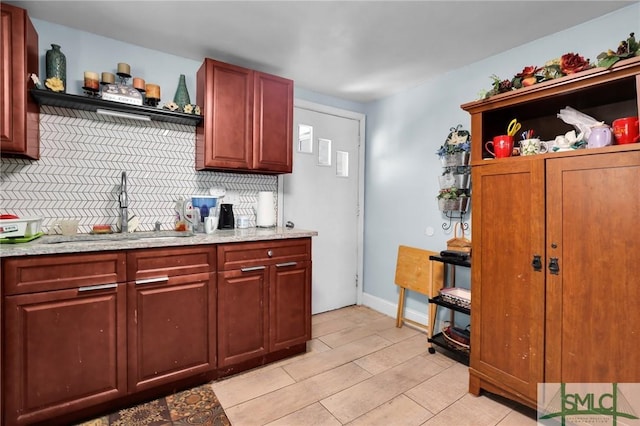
[218, 204, 235, 229]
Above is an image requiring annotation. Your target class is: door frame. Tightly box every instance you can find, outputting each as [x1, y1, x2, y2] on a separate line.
[278, 98, 366, 307]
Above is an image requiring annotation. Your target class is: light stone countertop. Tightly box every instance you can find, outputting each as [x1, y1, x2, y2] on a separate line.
[0, 227, 318, 258]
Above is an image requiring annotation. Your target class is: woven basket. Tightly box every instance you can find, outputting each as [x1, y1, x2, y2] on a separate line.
[442, 323, 470, 352]
[446, 223, 471, 253]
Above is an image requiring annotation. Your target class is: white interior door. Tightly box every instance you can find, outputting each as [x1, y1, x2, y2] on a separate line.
[282, 102, 363, 314]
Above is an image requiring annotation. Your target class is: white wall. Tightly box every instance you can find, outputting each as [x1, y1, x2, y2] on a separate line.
[31, 19, 365, 116]
[33, 19, 202, 103]
[361, 4, 639, 317]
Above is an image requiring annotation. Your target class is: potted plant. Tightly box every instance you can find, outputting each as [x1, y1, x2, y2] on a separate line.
[437, 125, 471, 167]
[437, 187, 470, 211]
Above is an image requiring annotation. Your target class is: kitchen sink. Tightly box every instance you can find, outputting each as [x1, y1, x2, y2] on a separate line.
[43, 231, 195, 244]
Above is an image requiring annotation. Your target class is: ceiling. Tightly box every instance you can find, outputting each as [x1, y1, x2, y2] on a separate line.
[8, 1, 635, 103]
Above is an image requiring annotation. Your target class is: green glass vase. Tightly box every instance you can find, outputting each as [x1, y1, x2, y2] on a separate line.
[45, 44, 67, 93]
[173, 74, 191, 110]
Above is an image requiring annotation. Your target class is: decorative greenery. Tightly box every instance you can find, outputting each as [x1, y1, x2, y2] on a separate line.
[597, 32, 639, 69]
[437, 187, 468, 200]
[479, 31, 640, 100]
[479, 52, 592, 99]
[436, 125, 471, 157]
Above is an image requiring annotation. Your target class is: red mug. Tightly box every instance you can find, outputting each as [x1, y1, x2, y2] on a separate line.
[485, 135, 514, 158]
[612, 117, 640, 144]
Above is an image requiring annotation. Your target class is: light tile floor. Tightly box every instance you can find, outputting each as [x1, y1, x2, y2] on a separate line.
[211, 305, 537, 426]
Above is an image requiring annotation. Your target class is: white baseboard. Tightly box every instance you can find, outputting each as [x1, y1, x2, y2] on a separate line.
[361, 292, 430, 329]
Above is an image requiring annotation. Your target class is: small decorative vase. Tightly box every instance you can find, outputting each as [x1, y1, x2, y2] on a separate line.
[173, 74, 191, 110]
[46, 44, 66, 93]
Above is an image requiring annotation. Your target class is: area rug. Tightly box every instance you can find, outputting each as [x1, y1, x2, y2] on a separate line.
[76, 383, 231, 426]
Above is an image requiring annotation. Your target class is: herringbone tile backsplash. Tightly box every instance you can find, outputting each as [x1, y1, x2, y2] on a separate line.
[0, 106, 277, 233]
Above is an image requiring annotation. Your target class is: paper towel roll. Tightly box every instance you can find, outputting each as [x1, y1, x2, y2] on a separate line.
[256, 191, 276, 228]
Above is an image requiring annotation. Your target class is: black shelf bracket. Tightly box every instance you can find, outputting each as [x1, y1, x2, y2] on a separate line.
[442, 211, 469, 232]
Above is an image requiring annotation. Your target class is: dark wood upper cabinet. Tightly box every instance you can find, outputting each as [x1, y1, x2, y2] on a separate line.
[1, 3, 39, 159]
[196, 58, 293, 174]
[252, 71, 293, 173]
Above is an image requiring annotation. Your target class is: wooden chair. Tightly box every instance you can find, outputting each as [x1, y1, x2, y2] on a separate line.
[394, 245, 444, 333]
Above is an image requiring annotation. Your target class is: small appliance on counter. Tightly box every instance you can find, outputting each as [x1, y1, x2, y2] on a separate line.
[191, 195, 219, 232]
[218, 204, 235, 229]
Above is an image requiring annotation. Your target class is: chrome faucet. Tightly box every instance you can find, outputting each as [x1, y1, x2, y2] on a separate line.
[119, 171, 128, 233]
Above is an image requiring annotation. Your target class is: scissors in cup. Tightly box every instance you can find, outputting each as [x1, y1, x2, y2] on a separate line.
[507, 119, 522, 137]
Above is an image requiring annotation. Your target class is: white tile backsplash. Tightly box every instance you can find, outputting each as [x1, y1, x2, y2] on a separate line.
[0, 106, 277, 233]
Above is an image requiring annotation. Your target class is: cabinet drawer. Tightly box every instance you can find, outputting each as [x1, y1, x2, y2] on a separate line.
[218, 238, 311, 270]
[3, 252, 126, 295]
[127, 245, 215, 281]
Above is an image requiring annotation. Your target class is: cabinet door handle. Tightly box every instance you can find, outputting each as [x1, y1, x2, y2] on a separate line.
[135, 276, 169, 285]
[241, 266, 266, 272]
[531, 255, 543, 272]
[276, 261, 297, 268]
[548, 258, 560, 275]
[78, 283, 118, 292]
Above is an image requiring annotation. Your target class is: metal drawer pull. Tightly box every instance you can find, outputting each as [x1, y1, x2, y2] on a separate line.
[78, 283, 118, 292]
[276, 262, 297, 268]
[241, 266, 266, 272]
[135, 276, 169, 285]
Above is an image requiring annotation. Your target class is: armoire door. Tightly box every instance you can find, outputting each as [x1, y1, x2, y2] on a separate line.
[470, 159, 546, 404]
[545, 151, 640, 383]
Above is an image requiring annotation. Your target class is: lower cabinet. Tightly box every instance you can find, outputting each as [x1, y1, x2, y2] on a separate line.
[126, 246, 216, 393]
[1, 238, 311, 425]
[217, 239, 312, 368]
[217, 267, 270, 366]
[269, 259, 311, 352]
[2, 253, 127, 426]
